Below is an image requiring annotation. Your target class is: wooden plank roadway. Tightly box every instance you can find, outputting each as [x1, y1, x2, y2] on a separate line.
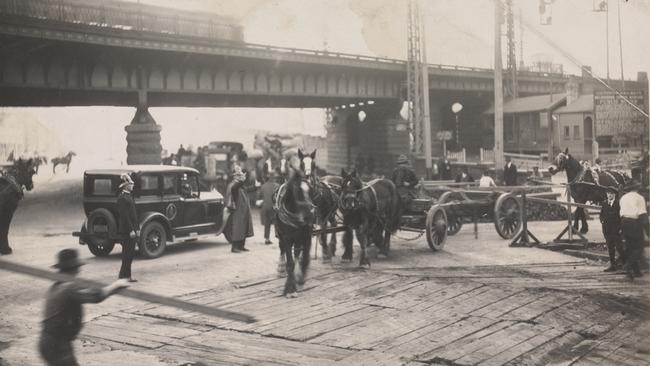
[81, 262, 650, 365]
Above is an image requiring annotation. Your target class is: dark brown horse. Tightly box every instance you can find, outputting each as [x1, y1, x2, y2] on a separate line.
[297, 149, 344, 262]
[274, 158, 316, 297]
[0, 159, 37, 254]
[339, 169, 400, 267]
[52, 151, 76, 174]
[548, 148, 628, 233]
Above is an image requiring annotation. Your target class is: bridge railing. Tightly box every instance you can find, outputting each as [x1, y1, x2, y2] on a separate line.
[0, 0, 244, 41]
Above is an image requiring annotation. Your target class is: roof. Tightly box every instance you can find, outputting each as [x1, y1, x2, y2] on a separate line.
[84, 165, 199, 175]
[554, 94, 594, 114]
[484, 93, 567, 114]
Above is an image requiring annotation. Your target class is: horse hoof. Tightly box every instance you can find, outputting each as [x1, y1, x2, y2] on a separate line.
[285, 292, 298, 299]
[341, 258, 352, 263]
[358, 262, 371, 269]
[0, 247, 13, 255]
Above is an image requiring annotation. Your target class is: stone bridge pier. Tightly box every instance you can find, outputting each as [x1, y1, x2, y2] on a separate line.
[125, 89, 162, 165]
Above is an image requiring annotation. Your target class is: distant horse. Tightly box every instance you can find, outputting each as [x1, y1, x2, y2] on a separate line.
[33, 155, 48, 174]
[52, 151, 76, 174]
[339, 169, 400, 267]
[274, 158, 316, 297]
[548, 148, 628, 233]
[0, 158, 37, 254]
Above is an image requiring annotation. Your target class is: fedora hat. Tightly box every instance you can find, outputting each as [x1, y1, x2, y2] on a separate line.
[52, 249, 85, 270]
[397, 154, 409, 165]
[119, 173, 134, 189]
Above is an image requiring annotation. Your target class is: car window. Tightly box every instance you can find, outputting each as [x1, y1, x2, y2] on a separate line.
[90, 178, 115, 196]
[139, 174, 160, 196]
[162, 174, 178, 195]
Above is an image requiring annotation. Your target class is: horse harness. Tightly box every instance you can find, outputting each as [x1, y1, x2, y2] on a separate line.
[273, 182, 314, 229]
[0, 174, 24, 199]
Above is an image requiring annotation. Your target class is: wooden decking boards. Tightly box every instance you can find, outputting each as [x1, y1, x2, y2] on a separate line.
[81, 262, 650, 365]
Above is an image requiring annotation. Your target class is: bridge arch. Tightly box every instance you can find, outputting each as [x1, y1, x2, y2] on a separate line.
[228, 71, 242, 91]
[183, 69, 198, 90]
[2, 58, 23, 84]
[149, 67, 164, 89]
[167, 69, 182, 89]
[111, 66, 129, 89]
[242, 72, 255, 92]
[198, 69, 212, 90]
[46, 62, 66, 87]
[90, 64, 109, 88]
[256, 73, 269, 93]
[214, 70, 228, 91]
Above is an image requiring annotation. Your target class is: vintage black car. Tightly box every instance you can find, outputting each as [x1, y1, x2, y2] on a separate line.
[73, 165, 225, 259]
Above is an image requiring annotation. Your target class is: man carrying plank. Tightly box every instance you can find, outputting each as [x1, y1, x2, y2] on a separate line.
[39, 249, 129, 366]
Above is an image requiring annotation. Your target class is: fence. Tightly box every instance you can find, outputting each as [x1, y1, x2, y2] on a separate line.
[503, 152, 546, 172]
[480, 148, 495, 163]
[446, 148, 466, 163]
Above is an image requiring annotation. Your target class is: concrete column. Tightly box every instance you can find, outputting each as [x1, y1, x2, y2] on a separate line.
[125, 90, 162, 164]
[125, 106, 162, 164]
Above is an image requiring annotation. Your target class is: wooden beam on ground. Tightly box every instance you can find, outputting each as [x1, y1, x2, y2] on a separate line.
[526, 196, 601, 211]
[0, 259, 257, 324]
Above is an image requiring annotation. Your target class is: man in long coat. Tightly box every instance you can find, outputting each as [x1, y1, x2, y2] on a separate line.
[260, 171, 280, 245]
[224, 166, 254, 252]
[117, 174, 139, 281]
[503, 156, 518, 186]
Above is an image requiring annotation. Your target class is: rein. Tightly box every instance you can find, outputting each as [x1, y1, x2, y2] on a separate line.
[274, 183, 314, 228]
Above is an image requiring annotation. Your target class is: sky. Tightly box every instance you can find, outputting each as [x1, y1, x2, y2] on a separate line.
[4, 0, 650, 164]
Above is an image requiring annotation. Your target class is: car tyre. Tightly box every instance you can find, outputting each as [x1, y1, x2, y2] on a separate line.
[139, 221, 167, 259]
[88, 238, 115, 257]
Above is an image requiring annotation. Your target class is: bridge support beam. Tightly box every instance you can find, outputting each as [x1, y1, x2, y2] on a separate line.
[125, 106, 162, 165]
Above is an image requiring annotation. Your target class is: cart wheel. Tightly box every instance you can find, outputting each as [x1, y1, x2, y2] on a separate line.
[439, 191, 463, 235]
[494, 193, 522, 239]
[426, 204, 448, 251]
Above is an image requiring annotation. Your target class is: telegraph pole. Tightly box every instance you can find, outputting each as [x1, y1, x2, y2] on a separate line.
[494, 0, 505, 179]
[616, 0, 624, 88]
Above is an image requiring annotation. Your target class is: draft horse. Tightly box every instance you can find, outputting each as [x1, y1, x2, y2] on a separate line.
[339, 169, 400, 267]
[0, 159, 37, 254]
[274, 159, 316, 297]
[296, 149, 345, 262]
[548, 148, 628, 233]
[52, 151, 76, 174]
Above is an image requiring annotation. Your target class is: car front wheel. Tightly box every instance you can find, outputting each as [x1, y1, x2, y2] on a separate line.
[139, 221, 167, 259]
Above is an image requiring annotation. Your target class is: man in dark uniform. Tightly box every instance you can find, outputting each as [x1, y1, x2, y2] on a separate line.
[40, 249, 128, 366]
[600, 188, 625, 272]
[503, 156, 518, 186]
[391, 154, 418, 214]
[619, 180, 648, 279]
[117, 174, 139, 282]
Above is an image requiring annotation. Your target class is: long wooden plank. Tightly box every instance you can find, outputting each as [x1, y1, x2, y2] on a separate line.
[0, 259, 256, 324]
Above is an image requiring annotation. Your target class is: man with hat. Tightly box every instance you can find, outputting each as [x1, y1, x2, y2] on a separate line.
[224, 166, 254, 252]
[600, 187, 625, 272]
[40, 249, 128, 366]
[260, 170, 280, 245]
[391, 154, 418, 215]
[619, 180, 648, 279]
[117, 173, 139, 281]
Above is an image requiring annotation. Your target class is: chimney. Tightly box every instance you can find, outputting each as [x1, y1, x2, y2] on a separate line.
[638, 72, 648, 83]
[566, 76, 579, 105]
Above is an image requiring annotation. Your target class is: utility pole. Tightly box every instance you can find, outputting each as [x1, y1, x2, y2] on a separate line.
[616, 0, 624, 88]
[494, 0, 505, 179]
[506, 0, 517, 98]
[606, 0, 610, 82]
[407, 0, 432, 178]
[518, 7, 524, 69]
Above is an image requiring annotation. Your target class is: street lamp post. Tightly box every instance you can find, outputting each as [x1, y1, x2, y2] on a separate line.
[452, 102, 463, 147]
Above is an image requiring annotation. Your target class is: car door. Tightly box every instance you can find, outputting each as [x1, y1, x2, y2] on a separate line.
[181, 173, 212, 230]
[135, 173, 164, 220]
[161, 173, 184, 228]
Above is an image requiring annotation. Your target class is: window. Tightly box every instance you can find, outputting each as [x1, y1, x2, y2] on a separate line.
[563, 126, 570, 140]
[139, 174, 159, 196]
[91, 178, 114, 196]
[162, 175, 178, 195]
[573, 125, 580, 139]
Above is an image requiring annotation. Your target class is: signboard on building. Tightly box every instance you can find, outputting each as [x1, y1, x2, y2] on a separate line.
[594, 90, 646, 138]
[436, 130, 453, 141]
